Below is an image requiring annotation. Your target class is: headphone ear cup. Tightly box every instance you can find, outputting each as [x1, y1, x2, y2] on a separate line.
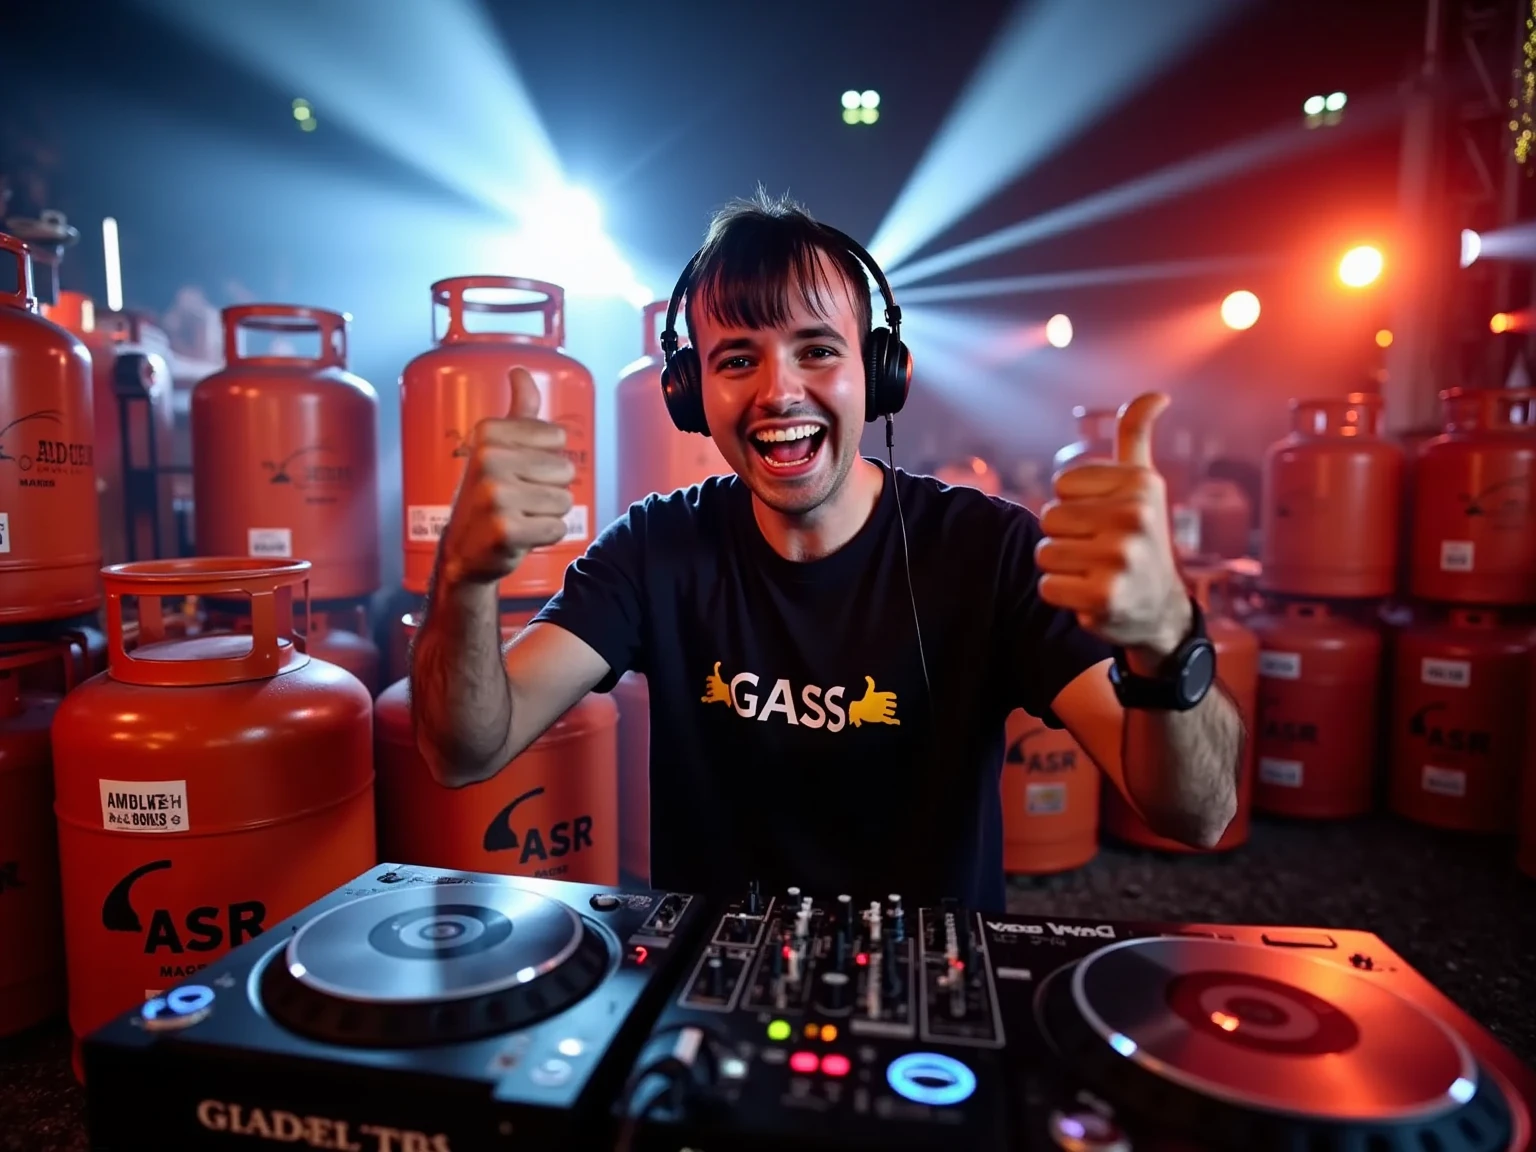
[864, 327, 911, 420]
[864, 329, 889, 422]
[881, 336, 912, 417]
[661, 347, 709, 435]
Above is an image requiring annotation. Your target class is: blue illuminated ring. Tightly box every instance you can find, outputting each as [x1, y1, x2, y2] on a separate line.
[142, 984, 215, 1021]
[886, 1052, 977, 1106]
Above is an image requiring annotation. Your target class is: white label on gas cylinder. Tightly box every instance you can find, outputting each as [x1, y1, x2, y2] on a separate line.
[99, 779, 189, 833]
[407, 504, 452, 543]
[1025, 782, 1067, 816]
[1421, 765, 1466, 798]
[1421, 658, 1471, 689]
[1259, 651, 1302, 680]
[247, 527, 292, 558]
[0, 512, 9, 554]
[1171, 505, 1200, 555]
[1440, 541, 1474, 572]
[562, 504, 589, 543]
[1259, 758, 1304, 788]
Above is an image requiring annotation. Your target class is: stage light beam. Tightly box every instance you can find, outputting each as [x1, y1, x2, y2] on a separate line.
[869, 0, 1247, 271]
[1221, 290, 1260, 330]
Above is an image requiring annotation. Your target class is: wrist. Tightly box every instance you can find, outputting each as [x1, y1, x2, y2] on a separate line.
[1124, 594, 1194, 674]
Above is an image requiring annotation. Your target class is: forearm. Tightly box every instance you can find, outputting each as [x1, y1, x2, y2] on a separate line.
[411, 568, 514, 788]
[1121, 681, 1244, 848]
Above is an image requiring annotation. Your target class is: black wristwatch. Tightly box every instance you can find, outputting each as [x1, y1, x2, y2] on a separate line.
[1108, 597, 1217, 712]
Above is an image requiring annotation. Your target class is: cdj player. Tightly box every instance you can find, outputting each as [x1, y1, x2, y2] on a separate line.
[80, 864, 707, 1150]
[78, 866, 1536, 1152]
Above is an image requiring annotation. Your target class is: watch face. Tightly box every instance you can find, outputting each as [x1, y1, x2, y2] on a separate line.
[1178, 641, 1217, 706]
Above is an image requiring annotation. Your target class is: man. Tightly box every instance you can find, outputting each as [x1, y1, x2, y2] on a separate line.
[411, 192, 1243, 912]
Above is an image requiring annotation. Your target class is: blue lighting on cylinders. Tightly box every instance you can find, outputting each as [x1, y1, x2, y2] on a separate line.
[1449, 1078, 1476, 1104]
[1108, 1032, 1138, 1058]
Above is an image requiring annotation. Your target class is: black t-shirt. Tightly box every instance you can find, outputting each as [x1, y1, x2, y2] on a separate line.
[530, 461, 1112, 912]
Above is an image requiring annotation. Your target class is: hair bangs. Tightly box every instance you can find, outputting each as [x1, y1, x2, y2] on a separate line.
[682, 191, 872, 345]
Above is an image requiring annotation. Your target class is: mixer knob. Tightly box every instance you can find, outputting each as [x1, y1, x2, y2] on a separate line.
[771, 936, 787, 978]
[833, 928, 850, 971]
[707, 955, 726, 998]
[887, 894, 905, 943]
[747, 879, 763, 916]
[819, 970, 850, 1012]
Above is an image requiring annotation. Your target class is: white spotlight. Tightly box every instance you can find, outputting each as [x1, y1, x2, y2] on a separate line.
[860, 89, 880, 109]
[1045, 313, 1073, 348]
[1302, 95, 1325, 116]
[102, 217, 123, 313]
[1324, 91, 1346, 112]
[841, 90, 861, 110]
[1461, 228, 1482, 268]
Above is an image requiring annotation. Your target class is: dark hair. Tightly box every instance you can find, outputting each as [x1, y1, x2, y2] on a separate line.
[683, 188, 873, 353]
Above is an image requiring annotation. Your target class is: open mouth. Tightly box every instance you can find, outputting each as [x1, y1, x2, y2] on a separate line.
[749, 423, 828, 472]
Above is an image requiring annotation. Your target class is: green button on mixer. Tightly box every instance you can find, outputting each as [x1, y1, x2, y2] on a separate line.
[767, 1019, 791, 1042]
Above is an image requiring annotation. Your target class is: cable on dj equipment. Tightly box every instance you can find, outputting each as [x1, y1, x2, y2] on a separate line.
[611, 1023, 727, 1152]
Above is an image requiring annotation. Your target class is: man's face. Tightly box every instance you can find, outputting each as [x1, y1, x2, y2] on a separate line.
[693, 251, 867, 518]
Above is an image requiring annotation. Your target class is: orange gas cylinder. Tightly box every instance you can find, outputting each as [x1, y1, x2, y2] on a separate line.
[1409, 388, 1536, 605]
[1189, 477, 1252, 559]
[613, 671, 651, 883]
[1053, 406, 1117, 472]
[374, 671, 619, 885]
[1260, 394, 1403, 598]
[191, 305, 380, 602]
[1248, 600, 1382, 819]
[1101, 565, 1259, 852]
[0, 641, 73, 1037]
[1000, 707, 1098, 874]
[1388, 607, 1531, 833]
[399, 278, 595, 598]
[935, 456, 1004, 495]
[49, 558, 376, 1064]
[615, 301, 727, 507]
[0, 232, 101, 623]
[302, 606, 380, 696]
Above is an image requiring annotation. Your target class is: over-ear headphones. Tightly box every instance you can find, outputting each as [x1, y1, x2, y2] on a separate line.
[658, 223, 913, 436]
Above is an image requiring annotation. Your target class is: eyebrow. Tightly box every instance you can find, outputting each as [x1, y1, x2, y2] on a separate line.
[706, 325, 850, 363]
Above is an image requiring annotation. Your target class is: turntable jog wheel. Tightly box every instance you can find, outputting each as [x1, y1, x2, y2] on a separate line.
[1037, 937, 1514, 1152]
[260, 883, 611, 1046]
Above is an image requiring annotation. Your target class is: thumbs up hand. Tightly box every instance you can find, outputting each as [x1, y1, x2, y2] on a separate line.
[438, 366, 576, 588]
[1035, 393, 1191, 661]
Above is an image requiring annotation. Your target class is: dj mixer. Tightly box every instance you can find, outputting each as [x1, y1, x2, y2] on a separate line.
[79, 864, 1536, 1152]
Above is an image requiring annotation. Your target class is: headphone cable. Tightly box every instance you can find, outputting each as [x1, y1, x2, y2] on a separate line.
[885, 415, 939, 764]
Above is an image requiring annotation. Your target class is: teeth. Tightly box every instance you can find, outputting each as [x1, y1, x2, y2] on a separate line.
[752, 424, 822, 444]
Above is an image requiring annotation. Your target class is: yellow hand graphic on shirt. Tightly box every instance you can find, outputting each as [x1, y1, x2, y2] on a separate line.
[848, 675, 900, 727]
[701, 661, 732, 705]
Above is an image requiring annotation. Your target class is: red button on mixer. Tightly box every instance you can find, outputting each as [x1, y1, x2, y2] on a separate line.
[790, 1050, 819, 1075]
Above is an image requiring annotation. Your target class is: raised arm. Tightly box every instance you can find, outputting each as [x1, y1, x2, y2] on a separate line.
[411, 366, 609, 788]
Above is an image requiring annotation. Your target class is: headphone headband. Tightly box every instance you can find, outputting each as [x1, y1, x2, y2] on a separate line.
[659, 223, 901, 355]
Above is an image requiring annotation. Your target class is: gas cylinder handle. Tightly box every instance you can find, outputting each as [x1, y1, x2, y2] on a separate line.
[0, 639, 76, 692]
[101, 558, 314, 688]
[0, 231, 39, 312]
[642, 300, 671, 359]
[223, 304, 349, 369]
[431, 276, 565, 347]
[1448, 608, 1496, 630]
[1482, 387, 1536, 431]
[1290, 393, 1383, 437]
